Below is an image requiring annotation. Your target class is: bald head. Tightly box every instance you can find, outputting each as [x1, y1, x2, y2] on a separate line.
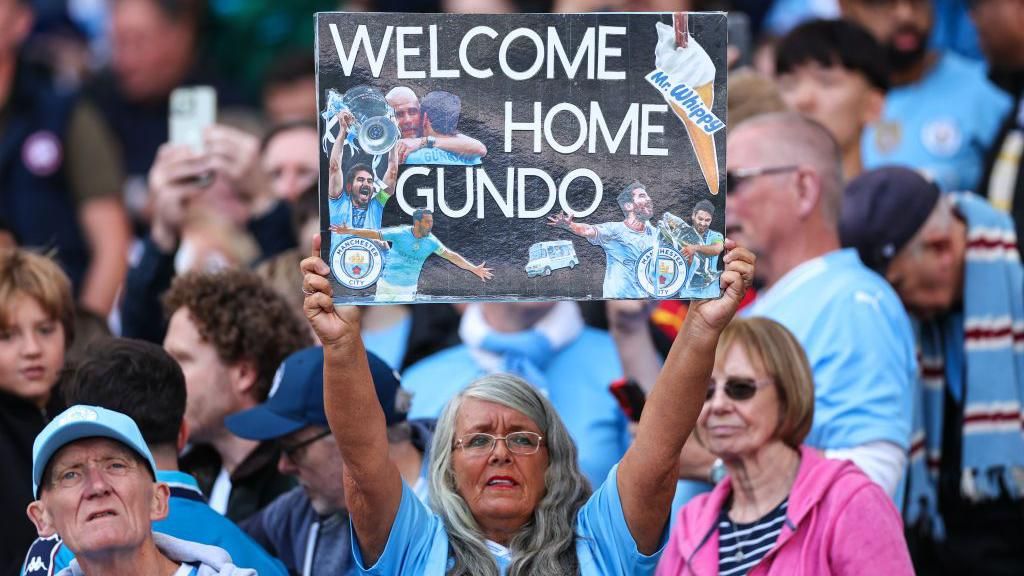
[732, 112, 844, 223]
[386, 86, 421, 138]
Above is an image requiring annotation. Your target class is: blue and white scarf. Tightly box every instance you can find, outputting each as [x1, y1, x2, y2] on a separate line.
[459, 302, 584, 392]
[906, 193, 1024, 538]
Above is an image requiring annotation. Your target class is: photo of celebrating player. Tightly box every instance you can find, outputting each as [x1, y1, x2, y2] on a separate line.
[547, 181, 659, 298]
[334, 208, 493, 301]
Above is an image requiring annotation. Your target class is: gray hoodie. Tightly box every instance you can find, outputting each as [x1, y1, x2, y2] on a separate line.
[56, 533, 257, 576]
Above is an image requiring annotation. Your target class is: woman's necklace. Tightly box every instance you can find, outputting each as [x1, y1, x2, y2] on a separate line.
[729, 518, 749, 563]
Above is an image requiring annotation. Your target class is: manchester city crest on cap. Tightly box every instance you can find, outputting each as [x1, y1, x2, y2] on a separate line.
[332, 236, 384, 289]
[56, 406, 99, 427]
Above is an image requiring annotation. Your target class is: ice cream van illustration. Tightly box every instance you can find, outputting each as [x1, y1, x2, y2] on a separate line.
[526, 241, 579, 277]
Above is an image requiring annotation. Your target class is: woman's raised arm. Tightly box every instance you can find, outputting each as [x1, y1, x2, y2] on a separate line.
[301, 234, 403, 564]
[616, 240, 754, 554]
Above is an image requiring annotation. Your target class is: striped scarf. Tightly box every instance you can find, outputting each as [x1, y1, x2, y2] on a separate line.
[906, 193, 1024, 538]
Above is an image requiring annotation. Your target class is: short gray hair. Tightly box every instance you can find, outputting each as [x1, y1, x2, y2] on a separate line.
[732, 112, 844, 224]
[428, 374, 591, 576]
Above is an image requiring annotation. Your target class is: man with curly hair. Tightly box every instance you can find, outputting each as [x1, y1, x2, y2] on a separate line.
[162, 268, 311, 523]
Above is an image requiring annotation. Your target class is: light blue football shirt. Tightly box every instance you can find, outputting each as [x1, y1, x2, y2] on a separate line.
[744, 249, 917, 451]
[328, 191, 389, 261]
[862, 52, 1011, 192]
[351, 465, 664, 575]
[589, 221, 657, 298]
[379, 226, 444, 289]
[404, 148, 481, 166]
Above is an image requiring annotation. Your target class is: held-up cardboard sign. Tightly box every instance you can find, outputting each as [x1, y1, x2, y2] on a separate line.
[316, 12, 727, 303]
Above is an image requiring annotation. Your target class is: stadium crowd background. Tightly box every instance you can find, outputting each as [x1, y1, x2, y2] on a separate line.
[2, 0, 1023, 575]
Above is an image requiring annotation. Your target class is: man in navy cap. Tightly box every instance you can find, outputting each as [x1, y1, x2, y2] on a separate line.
[227, 346, 431, 576]
[842, 166, 1024, 574]
[25, 405, 256, 575]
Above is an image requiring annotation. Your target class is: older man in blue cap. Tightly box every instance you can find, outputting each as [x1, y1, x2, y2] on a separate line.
[227, 346, 431, 576]
[842, 166, 1024, 575]
[25, 405, 255, 576]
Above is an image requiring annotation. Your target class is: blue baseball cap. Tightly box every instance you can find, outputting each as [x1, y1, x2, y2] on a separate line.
[32, 405, 158, 497]
[226, 346, 408, 441]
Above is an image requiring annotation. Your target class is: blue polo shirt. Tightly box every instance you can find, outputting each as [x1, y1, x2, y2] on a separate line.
[351, 465, 664, 575]
[862, 52, 1011, 192]
[744, 249, 917, 451]
[403, 328, 631, 486]
[22, 471, 287, 576]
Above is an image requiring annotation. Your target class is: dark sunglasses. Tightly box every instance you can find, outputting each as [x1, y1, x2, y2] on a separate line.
[725, 165, 800, 194]
[280, 429, 332, 460]
[706, 377, 772, 401]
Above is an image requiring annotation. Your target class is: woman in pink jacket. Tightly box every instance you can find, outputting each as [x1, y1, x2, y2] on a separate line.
[656, 318, 913, 576]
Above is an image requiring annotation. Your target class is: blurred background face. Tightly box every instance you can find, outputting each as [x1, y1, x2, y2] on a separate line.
[0, 0, 31, 58]
[111, 0, 196, 101]
[969, 0, 1024, 69]
[276, 426, 345, 515]
[163, 308, 236, 443]
[0, 293, 64, 407]
[777, 63, 882, 152]
[264, 77, 317, 125]
[263, 128, 319, 204]
[698, 343, 781, 460]
[842, 0, 933, 71]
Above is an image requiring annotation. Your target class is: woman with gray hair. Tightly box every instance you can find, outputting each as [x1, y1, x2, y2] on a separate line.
[300, 235, 755, 575]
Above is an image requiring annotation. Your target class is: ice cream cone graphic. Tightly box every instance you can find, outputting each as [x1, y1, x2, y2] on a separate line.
[654, 15, 722, 195]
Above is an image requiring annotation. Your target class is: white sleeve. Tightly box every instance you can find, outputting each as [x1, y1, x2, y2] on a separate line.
[825, 441, 906, 498]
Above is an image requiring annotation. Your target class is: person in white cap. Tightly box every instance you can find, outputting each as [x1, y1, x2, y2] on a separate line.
[25, 405, 255, 576]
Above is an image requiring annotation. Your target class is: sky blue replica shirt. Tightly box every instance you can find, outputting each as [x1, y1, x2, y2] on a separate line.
[588, 221, 657, 298]
[744, 249, 917, 451]
[403, 328, 631, 486]
[22, 471, 287, 576]
[351, 465, 664, 575]
[404, 148, 481, 166]
[862, 52, 1011, 192]
[379, 226, 445, 288]
[328, 191, 389, 260]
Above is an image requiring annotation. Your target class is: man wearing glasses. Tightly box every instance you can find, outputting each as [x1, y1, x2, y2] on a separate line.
[228, 347, 431, 576]
[717, 112, 917, 501]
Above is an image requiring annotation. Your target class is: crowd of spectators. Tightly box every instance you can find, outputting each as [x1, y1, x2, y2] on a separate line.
[2, 0, 1024, 575]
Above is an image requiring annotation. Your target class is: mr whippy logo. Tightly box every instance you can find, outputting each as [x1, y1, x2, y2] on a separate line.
[317, 12, 727, 303]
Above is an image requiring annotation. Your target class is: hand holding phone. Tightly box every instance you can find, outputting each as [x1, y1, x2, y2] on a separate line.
[170, 86, 217, 153]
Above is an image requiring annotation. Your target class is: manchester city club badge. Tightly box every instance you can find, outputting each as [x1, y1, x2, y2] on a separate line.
[332, 237, 384, 289]
[637, 246, 688, 297]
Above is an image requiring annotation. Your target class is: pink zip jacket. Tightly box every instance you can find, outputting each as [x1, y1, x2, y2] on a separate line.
[656, 446, 913, 576]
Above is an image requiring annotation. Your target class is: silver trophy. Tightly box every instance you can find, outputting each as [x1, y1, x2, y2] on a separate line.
[323, 86, 400, 156]
[657, 211, 721, 289]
